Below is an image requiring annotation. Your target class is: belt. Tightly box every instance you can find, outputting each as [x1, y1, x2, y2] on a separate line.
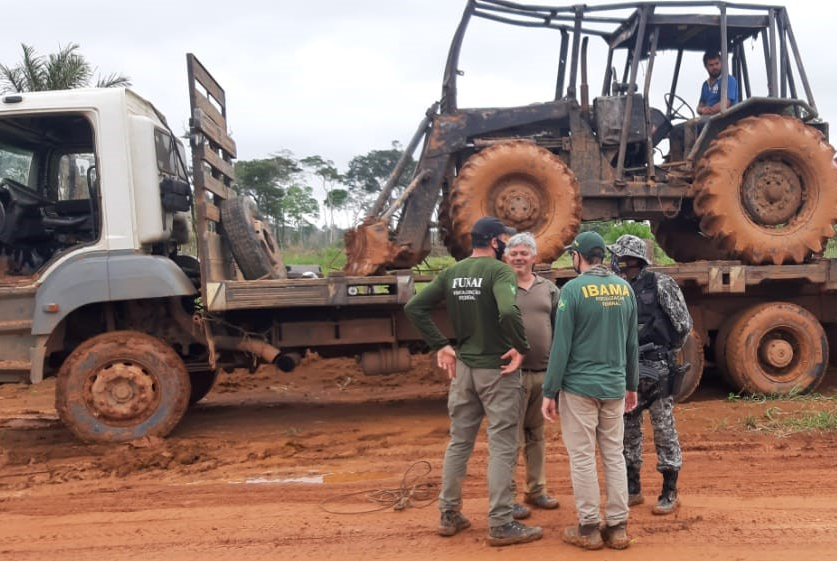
[521, 369, 547, 374]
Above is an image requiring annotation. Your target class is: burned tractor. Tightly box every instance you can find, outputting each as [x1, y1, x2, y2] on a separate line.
[344, 0, 836, 275]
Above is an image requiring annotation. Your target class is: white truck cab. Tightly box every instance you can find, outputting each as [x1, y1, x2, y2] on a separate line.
[0, 87, 197, 387]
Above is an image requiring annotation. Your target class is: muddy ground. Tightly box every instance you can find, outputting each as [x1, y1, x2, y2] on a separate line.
[2, 354, 837, 560]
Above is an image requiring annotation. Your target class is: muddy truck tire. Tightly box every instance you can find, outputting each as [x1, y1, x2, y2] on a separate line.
[56, 331, 191, 443]
[674, 329, 704, 403]
[221, 196, 287, 280]
[653, 216, 732, 262]
[713, 309, 748, 389]
[693, 114, 837, 265]
[447, 140, 581, 262]
[724, 302, 828, 395]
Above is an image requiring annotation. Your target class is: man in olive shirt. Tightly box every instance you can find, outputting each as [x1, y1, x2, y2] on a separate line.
[405, 216, 543, 547]
[541, 231, 639, 551]
[504, 232, 560, 519]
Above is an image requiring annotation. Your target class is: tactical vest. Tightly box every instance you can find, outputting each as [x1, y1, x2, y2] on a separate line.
[632, 271, 678, 348]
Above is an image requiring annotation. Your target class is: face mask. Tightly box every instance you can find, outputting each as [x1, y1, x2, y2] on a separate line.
[610, 254, 622, 275]
[494, 238, 506, 260]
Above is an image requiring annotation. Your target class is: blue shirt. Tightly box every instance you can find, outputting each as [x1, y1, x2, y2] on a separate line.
[700, 75, 739, 108]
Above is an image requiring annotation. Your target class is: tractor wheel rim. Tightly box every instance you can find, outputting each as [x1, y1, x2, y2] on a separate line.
[492, 175, 544, 231]
[741, 158, 804, 227]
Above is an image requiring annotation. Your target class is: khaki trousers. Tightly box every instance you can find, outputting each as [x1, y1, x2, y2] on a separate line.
[439, 359, 524, 528]
[559, 390, 629, 526]
[511, 370, 547, 498]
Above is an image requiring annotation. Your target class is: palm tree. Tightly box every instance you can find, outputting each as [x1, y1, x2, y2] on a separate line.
[0, 43, 131, 92]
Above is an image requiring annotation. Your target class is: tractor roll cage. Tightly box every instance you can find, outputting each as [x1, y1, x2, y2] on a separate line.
[443, 0, 816, 120]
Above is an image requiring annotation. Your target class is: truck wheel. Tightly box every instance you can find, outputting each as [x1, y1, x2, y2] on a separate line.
[725, 303, 828, 395]
[674, 329, 704, 403]
[55, 331, 191, 443]
[713, 310, 747, 389]
[188, 370, 218, 405]
[447, 140, 581, 262]
[221, 196, 287, 279]
[693, 115, 837, 265]
[653, 217, 732, 262]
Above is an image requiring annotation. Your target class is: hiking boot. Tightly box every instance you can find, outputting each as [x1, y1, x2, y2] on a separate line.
[438, 510, 471, 537]
[602, 521, 631, 549]
[628, 494, 645, 506]
[627, 465, 644, 507]
[487, 520, 543, 547]
[562, 523, 604, 550]
[524, 493, 559, 510]
[512, 503, 531, 520]
[652, 470, 680, 515]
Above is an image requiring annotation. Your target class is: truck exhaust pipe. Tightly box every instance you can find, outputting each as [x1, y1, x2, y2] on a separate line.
[213, 336, 280, 364]
[274, 352, 301, 373]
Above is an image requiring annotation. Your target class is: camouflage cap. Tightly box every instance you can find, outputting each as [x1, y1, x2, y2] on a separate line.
[607, 234, 651, 264]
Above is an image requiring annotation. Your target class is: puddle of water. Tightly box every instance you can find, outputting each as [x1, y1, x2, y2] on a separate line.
[247, 475, 324, 484]
[232, 471, 392, 485]
[323, 471, 390, 483]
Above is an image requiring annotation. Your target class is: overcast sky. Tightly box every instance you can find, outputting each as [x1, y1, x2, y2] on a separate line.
[3, 0, 836, 176]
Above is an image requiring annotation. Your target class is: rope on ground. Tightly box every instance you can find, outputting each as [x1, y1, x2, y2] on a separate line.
[319, 460, 439, 514]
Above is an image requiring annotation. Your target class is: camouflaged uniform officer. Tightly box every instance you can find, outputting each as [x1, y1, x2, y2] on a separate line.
[607, 234, 692, 516]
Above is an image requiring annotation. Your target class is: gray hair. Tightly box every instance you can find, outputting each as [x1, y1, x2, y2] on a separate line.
[505, 232, 537, 256]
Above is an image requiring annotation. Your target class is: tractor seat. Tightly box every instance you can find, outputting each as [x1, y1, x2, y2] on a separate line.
[650, 108, 673, 146]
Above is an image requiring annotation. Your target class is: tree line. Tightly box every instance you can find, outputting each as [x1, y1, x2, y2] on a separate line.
[234, 143, 415, 247]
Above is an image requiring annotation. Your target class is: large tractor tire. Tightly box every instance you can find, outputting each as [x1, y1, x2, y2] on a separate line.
[674, 329, 704, 403]
[653, 216, 733, 262]
[436, 191, 458, 259]
[56, 331, 191, 443]
[724, 302, 828, 395]
[446, 140, 581, 262]
[693, 114, 837, 265]
[221, 196, 287, 280]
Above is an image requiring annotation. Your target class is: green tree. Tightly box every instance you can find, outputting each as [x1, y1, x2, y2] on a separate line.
[0, 43, 130, 92]
[282, 184, 320, 245]
[235, 153, 302, 244]
[300, 155, 346, 243]
[344, 141, 415, 222]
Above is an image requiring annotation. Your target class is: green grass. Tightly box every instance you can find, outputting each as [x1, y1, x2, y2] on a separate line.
[413, 255, 455, 275]
[282, 246, 347, 274]
[726, 389, 837, 403]
[825, 236, 837, 258]
[743, 407, 837, 436]
[726, 390, 837, 436]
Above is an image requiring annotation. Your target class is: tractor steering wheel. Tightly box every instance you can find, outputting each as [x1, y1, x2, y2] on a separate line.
[664, 93, 696, 121]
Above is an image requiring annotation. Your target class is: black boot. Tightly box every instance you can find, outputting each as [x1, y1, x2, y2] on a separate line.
[627, 465, 643, 506]
[652, 470, 679, 515]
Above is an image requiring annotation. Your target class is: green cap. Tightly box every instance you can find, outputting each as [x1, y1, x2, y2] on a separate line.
[564, 231, 606, 259]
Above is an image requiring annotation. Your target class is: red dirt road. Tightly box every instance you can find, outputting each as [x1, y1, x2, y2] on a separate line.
[2, 354, 837, 560]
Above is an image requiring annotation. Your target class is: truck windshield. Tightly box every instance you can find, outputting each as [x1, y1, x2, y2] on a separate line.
[0, 144, 34, 185]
